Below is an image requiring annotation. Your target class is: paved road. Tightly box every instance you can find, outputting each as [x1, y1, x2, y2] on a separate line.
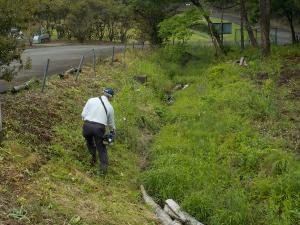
[0, 44, 129, 93]
[0, 14, 296, 93]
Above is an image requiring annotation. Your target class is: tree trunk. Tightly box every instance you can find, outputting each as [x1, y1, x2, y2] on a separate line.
[191, 0, 225, 54]
[287, 13, 297, 44]
[259, 0, 271, 57]
[149, 21, 162, 45]
[240, 0, 245, 50]
[221, 8, 224, 44]
[241, 0, 258, 46]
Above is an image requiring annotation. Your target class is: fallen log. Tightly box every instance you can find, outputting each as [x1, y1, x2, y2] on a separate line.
[164, 205, 179, 221]
[11, 79, 39, 93]
[140, 185, 182, 225]
[59, 67, 81, 79]
[183, 212, 205, 225]
[11, 83, 29, 93]
[164, 199, 187, 223]
[164, 199, 205, 225]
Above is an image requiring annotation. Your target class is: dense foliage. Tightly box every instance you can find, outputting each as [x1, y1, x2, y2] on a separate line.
[140, 45, 300, 225]
[159, 9, 202, 44]
[0, 0, 26, 65]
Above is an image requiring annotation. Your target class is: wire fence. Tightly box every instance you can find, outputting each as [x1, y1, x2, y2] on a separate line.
[3, 26, 298, 94]
[4, 27, 298, 95]
[11, 43, 147, 93]
[0, 42, 148, 136]
[232, 27, 300, 46]
[0, 31, 297, 135]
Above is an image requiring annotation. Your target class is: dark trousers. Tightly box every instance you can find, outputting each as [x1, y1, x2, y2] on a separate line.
[82, 121, 108, 171]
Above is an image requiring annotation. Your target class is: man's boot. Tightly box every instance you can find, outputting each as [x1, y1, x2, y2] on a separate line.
[99, 165, 108, 176]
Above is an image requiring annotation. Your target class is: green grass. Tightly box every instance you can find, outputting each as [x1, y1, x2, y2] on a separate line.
[139, 44, 300, 225]
[0, 56, 162, 225]
[1, 42, 300, 225]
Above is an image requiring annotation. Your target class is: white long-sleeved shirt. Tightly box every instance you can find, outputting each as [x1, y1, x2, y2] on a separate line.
[81, 96, 115, 129]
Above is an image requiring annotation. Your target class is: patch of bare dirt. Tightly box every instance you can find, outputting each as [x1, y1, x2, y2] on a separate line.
[0, 80, 80, 146]
[6, 93, 63, 145]
[277, 68, 300, 86]
[274, 56, 300, 153]
[0, 77, 81, 224]
[283, 55, 300, 64]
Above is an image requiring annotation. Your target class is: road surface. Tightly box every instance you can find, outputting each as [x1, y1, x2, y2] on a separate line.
[0, 44, 130, 93]
[0, 14, 296, 93]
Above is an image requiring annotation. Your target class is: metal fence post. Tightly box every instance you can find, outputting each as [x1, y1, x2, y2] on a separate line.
[255, 28, 258, 44]
[0, 103, 2, 132]
[41, 58, 50, 93]
[76, 55, 84, 81]
[234, 29, 237, 44]
[132, 43, 135, 49]
[92, 49, 96, 75]
[123, 44, 126, 64]
[0, 102, 3, 142]
[274, 27, 278, 45]
[112, 46, 115, 64]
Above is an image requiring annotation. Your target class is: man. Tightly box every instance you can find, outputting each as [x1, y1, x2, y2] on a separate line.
[81, 88, 115, 174]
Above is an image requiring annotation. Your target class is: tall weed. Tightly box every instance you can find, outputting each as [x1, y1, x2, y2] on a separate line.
[141, 45, 300, 225]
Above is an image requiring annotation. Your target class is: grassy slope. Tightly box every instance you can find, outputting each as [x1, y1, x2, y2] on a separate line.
[0, 52, 162, 225]
[1, 43, 300, 225]
[141, 45, 300, 225]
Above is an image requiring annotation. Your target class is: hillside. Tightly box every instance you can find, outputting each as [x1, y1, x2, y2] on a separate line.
[141, 45, 300, 225]
[1, 44, 300, 225]
[0, 53, 162, 225]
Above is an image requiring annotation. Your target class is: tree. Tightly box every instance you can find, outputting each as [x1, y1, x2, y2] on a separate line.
[65, 0, 97, 42]
[295, 0, 300, 9]
[205, 0, 237, 44]
[272, 0, 300, 44]
[240, 0, 258, 47]
[159, 9, 202, 45]
[240, 0, 245, 50]
[159, 15, 191, 44]
[260, 0, 271, 56]
[130, 0, 180, 45]
[118, 2, 133, 43]
[0, 0, 34, 81]
[0, 0, 32, 65]
[191, 0, 226, 54]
